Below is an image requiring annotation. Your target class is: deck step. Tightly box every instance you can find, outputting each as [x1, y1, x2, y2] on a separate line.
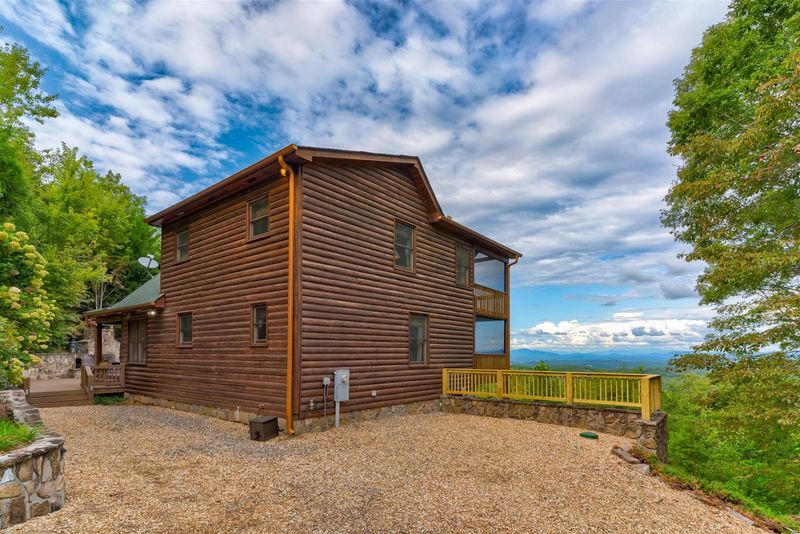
[28, 394, 88, 401]
[27, 390, 93, 407]
[29, 400, 93, 408]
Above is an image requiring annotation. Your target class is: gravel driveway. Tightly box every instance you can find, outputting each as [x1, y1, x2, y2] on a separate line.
[12, 406, 758, 534]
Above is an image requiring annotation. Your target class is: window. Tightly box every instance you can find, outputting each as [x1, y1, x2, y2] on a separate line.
[474, 252, 506, 291]
[409, 314, 428, 364]
[475, 316, 505, 354]
[455, 245, 470, 286]
[395, 221, 414, 269]
[178, 313, 192, 346]
[176, 229, 190, 262]
[248, 198, 269, 239]
[128, 319, 147, 364]
[251, 304, 267, 344]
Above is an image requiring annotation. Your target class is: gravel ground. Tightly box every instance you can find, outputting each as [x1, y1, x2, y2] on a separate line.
[11, 406, 759, 534]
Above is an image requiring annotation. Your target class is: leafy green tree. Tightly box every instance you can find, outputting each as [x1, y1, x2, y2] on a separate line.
[0, 40, 57, 128]
[0, 38, 55, 228]
[35, 145, 158, 344]
[665, 0, 800, 367]
[0, 35, 158, 349]
[662, 0, 800, 515]
[0, 223, 53, 386]
[532, 360, 550, 371]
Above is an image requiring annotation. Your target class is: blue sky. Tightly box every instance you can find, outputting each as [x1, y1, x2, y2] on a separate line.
[0, 0, 728, 353]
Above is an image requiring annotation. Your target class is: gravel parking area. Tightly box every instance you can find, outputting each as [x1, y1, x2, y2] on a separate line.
[13, 406, 758, 533]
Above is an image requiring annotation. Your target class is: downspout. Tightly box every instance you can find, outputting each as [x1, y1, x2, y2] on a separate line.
[505, 255, 519, 370]
[279, 154, 296, 436]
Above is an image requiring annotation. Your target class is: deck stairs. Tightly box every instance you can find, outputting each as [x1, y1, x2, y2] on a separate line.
[26, 389, 93, 408]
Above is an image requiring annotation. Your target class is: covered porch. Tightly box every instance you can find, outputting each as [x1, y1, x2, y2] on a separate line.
[25, 274, 162, 408]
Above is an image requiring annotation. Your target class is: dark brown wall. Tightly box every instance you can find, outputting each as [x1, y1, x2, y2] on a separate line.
[121, 172, 289, 416]
[298, 162, 474, 416]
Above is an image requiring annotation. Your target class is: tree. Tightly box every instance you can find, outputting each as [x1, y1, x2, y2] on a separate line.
[35, 145, 158, 345]
[0, 223, 53, 386]
[663, 0, 799, 378]
[532, 360, 550, 371]
[662, 0, 800, 514]
[0, 38, 55, 228]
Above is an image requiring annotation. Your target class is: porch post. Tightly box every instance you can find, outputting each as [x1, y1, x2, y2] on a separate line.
[504, 262, 511, 370]
[94, 322, 103, 366]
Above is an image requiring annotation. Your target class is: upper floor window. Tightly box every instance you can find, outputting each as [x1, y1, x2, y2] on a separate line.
[455, 245, 470, 286]
[409, 314, 428, 364]
[248, 197, 269, 239]
[474, 252, 506, 292]
[178, 313, 192, 346]
[251, 304, 267, 344]
[394, 221, 414, 269]
[176, 229, 190, 262]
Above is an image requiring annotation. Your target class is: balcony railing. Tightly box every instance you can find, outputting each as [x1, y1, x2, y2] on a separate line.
[474, 284, 507, 319]
[442, 368, 662, 420]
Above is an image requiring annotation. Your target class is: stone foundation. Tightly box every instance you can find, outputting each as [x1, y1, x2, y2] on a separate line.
[29, 353, 79, 380]
[127, 393, 287, 431]
[0, 391, 66, 529]
[294, 400, 442, 435]
[440, 396, 668, 462]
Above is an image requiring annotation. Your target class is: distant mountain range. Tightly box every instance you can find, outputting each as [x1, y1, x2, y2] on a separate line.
[510, 348, 686, 371]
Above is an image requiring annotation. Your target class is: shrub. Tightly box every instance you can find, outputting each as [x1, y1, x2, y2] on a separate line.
[0, 222, 52, 386]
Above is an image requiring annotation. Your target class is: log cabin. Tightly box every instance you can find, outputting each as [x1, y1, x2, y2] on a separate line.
[86, 145, 521, 433]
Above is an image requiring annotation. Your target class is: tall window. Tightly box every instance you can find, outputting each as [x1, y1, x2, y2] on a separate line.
[252, 304, 267, 344]
[128, 319, 147, 364]
[176, 229, 190, 262]
[475, 316, 505, 354]
[455, 245, 470, 286]
[409, 314, 428, 364]
[178, 313, 192, 346]
[248, 198, 269, 238]
[395, 221, 414, 269]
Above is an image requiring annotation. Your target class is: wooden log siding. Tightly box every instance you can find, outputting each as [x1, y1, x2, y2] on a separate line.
[121, 173, 290, 416]
[298, 162, 475, 415]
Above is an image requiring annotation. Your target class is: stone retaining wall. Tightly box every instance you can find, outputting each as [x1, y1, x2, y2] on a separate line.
[440, 396, 668, 462]
[129, 393, 668, 462]
[29, 353, 78, 380]
[0, 391, 66, 529]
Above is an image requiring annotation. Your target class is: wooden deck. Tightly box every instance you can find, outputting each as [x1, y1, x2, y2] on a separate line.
[25, 365, 125, 408]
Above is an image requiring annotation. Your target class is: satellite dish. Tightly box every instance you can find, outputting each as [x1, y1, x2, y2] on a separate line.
[137, 255, 159, 277]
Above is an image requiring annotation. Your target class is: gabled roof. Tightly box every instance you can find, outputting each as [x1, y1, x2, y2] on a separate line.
[145, 145, 521, 259]
[86, 274, 162, 317]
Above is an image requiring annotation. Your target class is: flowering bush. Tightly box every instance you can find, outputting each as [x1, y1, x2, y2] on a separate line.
[0, 223, 50, 386]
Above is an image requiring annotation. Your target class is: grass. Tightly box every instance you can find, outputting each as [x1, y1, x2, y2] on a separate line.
[94, 394, 127, 405]
[628, 447, 798, 532]
[0, 419, 38, 453]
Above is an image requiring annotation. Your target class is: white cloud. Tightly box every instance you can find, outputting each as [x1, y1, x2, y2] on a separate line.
[0, 0, 728, 297]
[514, 306, 713, 350]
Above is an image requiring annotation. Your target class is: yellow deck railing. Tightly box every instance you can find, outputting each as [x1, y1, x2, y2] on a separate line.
[442, 369, 662, 420]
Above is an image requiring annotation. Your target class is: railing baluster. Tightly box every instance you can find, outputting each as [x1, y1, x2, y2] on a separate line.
[442, 369, 661, 414]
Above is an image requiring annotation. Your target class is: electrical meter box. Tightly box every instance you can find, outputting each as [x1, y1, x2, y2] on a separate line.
[333, 369, 350, 402]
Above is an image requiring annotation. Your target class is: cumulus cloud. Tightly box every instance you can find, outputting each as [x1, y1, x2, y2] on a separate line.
[659, 282, 697, 300]
[0, 0, 726, 293]
[514, 307, 713, 350]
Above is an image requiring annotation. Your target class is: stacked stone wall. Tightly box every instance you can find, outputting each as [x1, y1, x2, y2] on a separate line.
[29, 353, 77, 380]
[129, 392, 668, 462]
[440, 396, 668, 462]
[0, 391, 65, 529]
